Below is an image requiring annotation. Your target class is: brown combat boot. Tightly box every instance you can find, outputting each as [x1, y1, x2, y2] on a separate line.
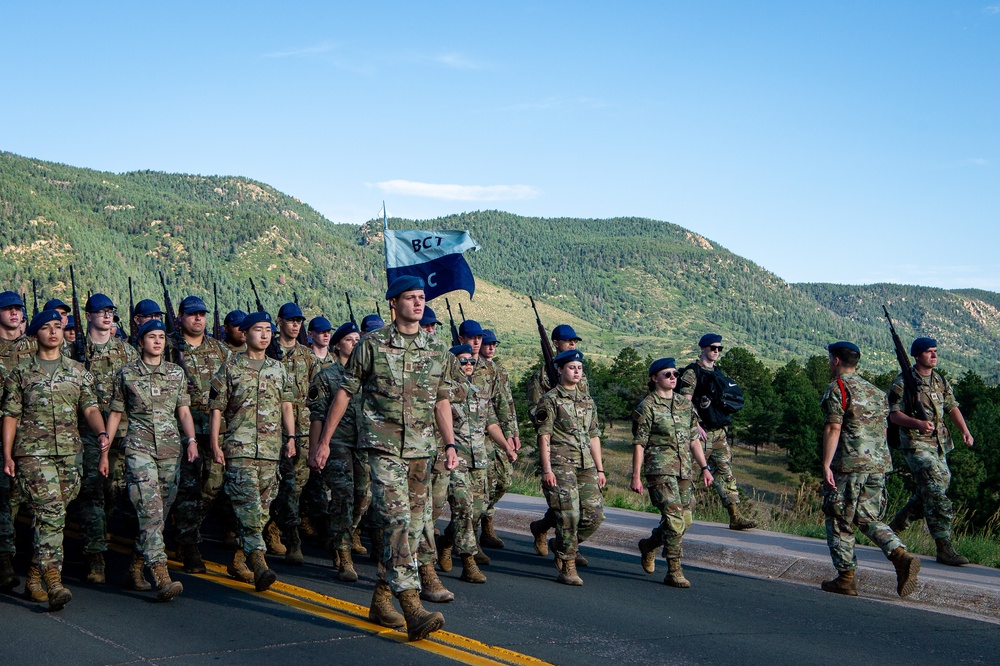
[888, 547, 921, 597]
[638, 538, 657, 574]
[151, 562, 183, 602]
[337, 548, 358, 582]
[249, 550, 277, 592]
[368, 580, 405, 628]
[23, 564, 48, 602]
[820, 569, 857, 596]
[0, 553, 19, 590]
[435, 534, 454, 572]
[284, 527, 304, 566]
[398, 589, 445, 642]
[727, 504, 758, 530]
[85, 552, 106, 584]
[264, 519, 287, 556]
[299, 516, 318, 540]
[548, 538, 563, 573]
[227, 549, 255, 584]
[935, 538, 970, 566]
[557, 557, 583, 586]
[575, 551, 589, 567]
[473, 547, 491, 566]
[480, 515, 504, 549]
[352, 528, 368, 557]
[530, 519, 549, 556]
[182, 544, 207, 574]
[418, 563, 454, 603]
[664, 558, 691, 588]
[43, 566, 72, 611]
[125, 553, 152, 591]
[460, 554, 487, 584]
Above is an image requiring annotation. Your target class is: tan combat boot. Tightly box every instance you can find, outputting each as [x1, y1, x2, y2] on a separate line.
[888, 547, 921, 597]
[85, 552, 106, 584]
[337, 548, 358, 582]
[820, 570, 857, 596]
[369, 580, 405, 628]
[480, 515, 504, 549]
[249, 550, 277, 592]
[227, 550, 255, 584]
[435, 534, 454, 573]
[557, 557, 583, 586]
[727, 504, 758, 530]
[935, 538, 970, 566]
[460, 554, 487, 584]
[398, 589, 445, 642]
[125, 553, 152, 591]
[23, 564, 48, 603]
[264, 519, 286, 556]
[151, 562, 183, 602]
[638, 538, 657, 574]
[473, 547, 491, 566]
[182, 544, 207, 574]
[530, 519, 549, 556]
[284, 527, 304, 566]
[299, 515, 317, 540]
[43, 566, 72, 611]
[418, 563, 455, 603]
[664, 558, 691, 588]
[548, 539, 563, 573]
[352, 528, 368, 557]
[1, 553, 19, 591]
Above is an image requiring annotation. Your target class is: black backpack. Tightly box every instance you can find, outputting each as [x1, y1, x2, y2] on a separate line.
[684, 363, 745, 429]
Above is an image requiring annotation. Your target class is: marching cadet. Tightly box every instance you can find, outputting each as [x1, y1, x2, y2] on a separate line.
[44, 298, 71, 329]
[420, 306, 442, 335]
[223, 310, 248, 353]
[128, 299, 165, 346]
[63, 316, 77, 345]
[361, 313, 384, 333]
[2, 309, 110, 611]
[209, 311, 295, 592]
[106, 320, 198, 601]
[308, 317, 335, 371]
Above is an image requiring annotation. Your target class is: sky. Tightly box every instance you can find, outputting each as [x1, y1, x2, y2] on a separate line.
[2, 2, 998, 291]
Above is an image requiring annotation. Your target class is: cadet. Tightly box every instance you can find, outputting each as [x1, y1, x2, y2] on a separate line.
[44, 298, 71, 329]
[223, 310, 248, 353]
[106, 320, 198, 601]
[536, 349, 606, 586]
[887, 337, 975, 566]
[819, 342, 920, 597]
[361, 313, 385, 333]
[420, 306, 441, 335]
[129, 299, 165, 346]
[209, 311, 295, 592]
[308, 316, 335, 371]
[632, 358, 714, 587]
[310, 275, 460, 642]
[63, 316, 77, 345]
[679, 333, 757, 530]
[2, 310, 109, 610]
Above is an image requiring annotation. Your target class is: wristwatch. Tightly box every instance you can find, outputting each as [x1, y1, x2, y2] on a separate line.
[445, 443, 457, 450]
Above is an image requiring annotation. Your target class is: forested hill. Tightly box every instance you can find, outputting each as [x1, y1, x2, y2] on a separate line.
[3, 150, 999, 381]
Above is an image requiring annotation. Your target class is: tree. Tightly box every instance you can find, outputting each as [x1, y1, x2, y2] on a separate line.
[772, 360, 825, 474]
[719, 347, 778, 453]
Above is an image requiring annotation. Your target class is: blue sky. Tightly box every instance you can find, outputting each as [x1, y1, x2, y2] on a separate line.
[2, 2, 998, 290]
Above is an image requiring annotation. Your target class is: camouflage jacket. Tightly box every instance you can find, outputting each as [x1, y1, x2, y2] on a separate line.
[492, 357, 519, 440]
[888, 368, 958, 454]
[224, 341, 247, 354]
[2, 354, 98, 457]
[536, 384, 600, 469]
[449, 377, 497, 469]
[312, 349, 335, 373]
[110, 359, 192, 460]
[307, 359, 362, 449]
[822, 373, 891, 473]
[340, 322, 459, 459]
[209, 353, 293, 461]
[527, 360, 589, 423]
[85, 334, 139, 438]
[0, 335, 37, 377]
[631, 391, 698, 479]
[178, 336, 230, 435]
[279, 341, 319, 438]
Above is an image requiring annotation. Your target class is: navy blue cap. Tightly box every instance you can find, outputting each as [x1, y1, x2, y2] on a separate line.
[361, 314, 384, 333]
[450, 344, 474, 356]
[385, 275, 424, 300]
[85, 293, 115, 312]
[66, 315, 75, 329]
[137, 320, 167, 340]
[551, 324, 581, 342]
[649, 358, 676, 376]
[459, 319, 484, 337]
[133, 299, 164, 316]
[239, 311, 273, 331]
[699, 333, 723, 347]
[44, 298, 70, 312]
[178, 296, 208, 315]
[0, 291, 23, 309]
[332, 321, 360, 345]
[224, 310, 247, 327]
[420, 306, 441, 327]
[482, 329, 498, 345]
[278, 302, 304, 320]
[827, 341, 860, 355]
[910, 337, 938, 357]
[26, 309, 62, 336]
[308, 316, 332, 332]
[554, 349, 584, 367]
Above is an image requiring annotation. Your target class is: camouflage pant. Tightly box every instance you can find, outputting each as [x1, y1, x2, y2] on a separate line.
[892, 447, 954, 539]
[447, 466, 488, 556]
[74, 438, 127, 554]
[646, 475, 695, 560]
[125, 451, 180, 565]
[172, 435, 234, 545]
[484, 444, 512, 519]
[270, 436, 312, 529]
[368, 452, 433, 594]
[703, 428, 740, 506]
[825, 472, 903, 571]
[17, 454, 82, 571]
[542, 465, 605, 561]
[322, 445, 372, 551]
[224, 458, 279, 555]
[0, 473, 15, 556]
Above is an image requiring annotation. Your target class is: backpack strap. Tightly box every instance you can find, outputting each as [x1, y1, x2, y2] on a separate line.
[836, 376, 848, 412]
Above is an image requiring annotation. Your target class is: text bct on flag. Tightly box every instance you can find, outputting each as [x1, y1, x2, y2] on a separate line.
[384, 229, 480, 301]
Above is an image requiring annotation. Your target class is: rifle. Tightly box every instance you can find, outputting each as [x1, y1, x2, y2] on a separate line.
[375, 301, 382, 319]
[159, 271, 186, 367]
[31, 280, 39, 317]
[458, 303, 466, 322]
[530, 296, 558, 388]
[345, 292, 357, 325]
[249, 278, 283, 360]
[128, 277, 135, 343]
[68, 265, 88, 367]
[294, 290, 308, 345]
[883, 305, 931, 443]
[213, 282, 223, 341]
[445, 298, 460, 346]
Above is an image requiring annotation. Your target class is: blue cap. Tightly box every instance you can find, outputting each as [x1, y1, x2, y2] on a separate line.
[459, 319, 484, 337]
[178, 296, 208, 315]
[361, 314, 384, 333]
[137, 320, 167, 340]
[0, 291, 23, 309]
[278, 302, 304, 320]
[910, 337, 938, 357]
[827, 341, 860, 355]
[554, 349, 584, 367]
[551, 324, 581, 342]
[133, 299, 164, 316]
[308, 316, 332, 332]
[385, 275, 425, 300]
[699, 333, 723, 347]
[450, 343, 474, 356]
[482, 329, 498, 345]
[239, 311, 273, 331]
[26, 309, 61, 336]
[420, 306, 441, 327]
[66, 315, 75, 329]
[44, 298, 70, 312]
[649, 358, 676, 376]
[224, 310, 247, 327]
[85, 293, 115, 312]
[332, 321, 360, 345]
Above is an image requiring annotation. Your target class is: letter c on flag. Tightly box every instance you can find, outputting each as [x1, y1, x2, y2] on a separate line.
[427, 272, 437, 287]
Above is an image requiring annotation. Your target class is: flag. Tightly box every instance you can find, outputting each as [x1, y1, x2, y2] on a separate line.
[383, 218, 480, 301]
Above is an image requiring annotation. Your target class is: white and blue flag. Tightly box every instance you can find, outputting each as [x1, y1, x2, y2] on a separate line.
[384, 227, 480, 301]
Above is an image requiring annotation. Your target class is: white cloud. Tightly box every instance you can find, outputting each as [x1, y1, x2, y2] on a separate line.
[263, 42, 336, 58]
[373, 180, 540, 202]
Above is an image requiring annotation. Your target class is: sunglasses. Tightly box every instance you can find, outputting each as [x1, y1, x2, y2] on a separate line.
[661, 371, 679, 378]
[709, 345, 723, 352]
[458, 358, 476, 366]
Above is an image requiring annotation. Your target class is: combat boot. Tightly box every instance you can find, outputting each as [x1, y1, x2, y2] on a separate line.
[43, 566, 72, 611]
[249, 550, 277, 592]
[418, 563, 455, 603]
[888, 547, 921, 597]
[473, 548, 491, 566]
[151, 562, 183, 602]
[23, 564, 48, 603]
[575, 551, 589, 567]
[530, 519, 549, 556]
[0, 553, 18, 590]
[368, 527, 384, 563]
[337, 548, 358, 582]
[284, 527, 304, 566]
[227, 549, 255, 584]
[638, 538, 657, 574]
[820, 570, 857, 596]
[85, 552, 106, 584]
[182, 544, 207, 574]
[557, 557, 583, 586]
[125, 553, 152, 591]
[352, 527, 368, 557]
[435, 534, 454, 572]
[548, 538, 563, 573]
[727, 504, 758, 530]
[480, 515, 505, 549]
[299, 515, 318, 541]
[460, 554, 487, 584]
[264, 519, 286, 556]
[935, 538, 970, 566]
[398, 589, 445, 642]
[368, 580, 405, 628]
[664, 558, 691, 588]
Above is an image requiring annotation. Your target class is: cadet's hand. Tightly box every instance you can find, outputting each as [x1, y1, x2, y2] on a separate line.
[187, 441, 199, 463]
[445, 447, 459, 471]
[285, 437, 296, 459]
[212, 446, 225, 465]
[630, 476, 644, 495]
[510, 436, 521, 452]
[702, 469, 714, 487]
[597, 471, 607, 489]
[98, 453, 110, 478]
[822, 465, 836, 492]
[309, 443, 330, 471]
[917, 420, 935, 436]
[541, 470, 557, 488]
[696, 424, 708, 443]
[3, 457, 14, 478]
[506, 448, 518, 463]
[963, 431, 975, 447]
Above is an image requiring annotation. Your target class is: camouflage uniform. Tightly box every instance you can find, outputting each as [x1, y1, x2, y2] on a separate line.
[821, 373, 903, 571]
[536, 384, 604, 562]
[270, 342, 319, 529]
[480, 359, 517, 522]
[887, 369, 960, 539]
[110, 359, 191, 564]
[224, 341, 247, 354]
[312, 350, 335, 373]
[2, 355, 97, 571]
[632, 391, 698, 559]
[0, 335, 37, 559]
[340, 323, 459, 593]
[209, 353, 293, 555]
[679, 360, 740, 506]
